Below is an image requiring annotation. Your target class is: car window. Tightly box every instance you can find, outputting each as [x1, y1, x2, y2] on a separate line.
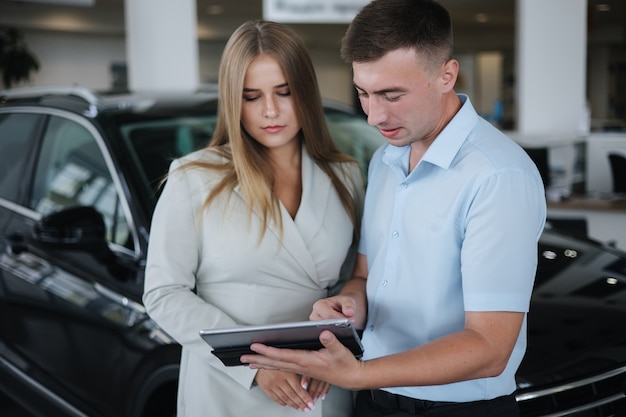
[0, 113, 41, 202]
[29, 116, 132, 249]
[325, 110, 384, 180]
[120, 117, 215, 195]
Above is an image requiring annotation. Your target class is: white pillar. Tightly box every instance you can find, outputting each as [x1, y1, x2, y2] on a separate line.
[516, 0, 587, 141]
[124, 0, 199, 92]
[476, 52, 503, 119]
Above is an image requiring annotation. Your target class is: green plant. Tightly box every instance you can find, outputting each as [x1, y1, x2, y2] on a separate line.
[0, 28, 40, 89]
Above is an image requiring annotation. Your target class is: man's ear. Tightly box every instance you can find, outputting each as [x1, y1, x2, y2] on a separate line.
[441, 59, 459, 92]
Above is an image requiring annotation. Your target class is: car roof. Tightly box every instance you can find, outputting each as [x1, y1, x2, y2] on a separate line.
[0, 86, 220, 118]
[0, 85, 359, 117]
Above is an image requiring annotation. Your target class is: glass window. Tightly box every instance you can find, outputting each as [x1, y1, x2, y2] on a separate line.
[30, 116, 132, 250]
[325, 110, 385, 180]
[0, 113, 41, 202]
[120, 116, 214, 195]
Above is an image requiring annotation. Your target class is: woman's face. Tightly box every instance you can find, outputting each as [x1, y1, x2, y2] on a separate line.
[241, 54, 301, 152]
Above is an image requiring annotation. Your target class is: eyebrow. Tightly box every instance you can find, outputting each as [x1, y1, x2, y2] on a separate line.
[243, 82, 289, 93]
[354, 83, 407, 95]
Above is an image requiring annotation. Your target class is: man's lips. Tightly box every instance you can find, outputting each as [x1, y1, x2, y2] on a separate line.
[378, 126, 401, 139]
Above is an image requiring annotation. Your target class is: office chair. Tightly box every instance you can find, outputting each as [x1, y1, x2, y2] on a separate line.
[608, 153, 626, 194]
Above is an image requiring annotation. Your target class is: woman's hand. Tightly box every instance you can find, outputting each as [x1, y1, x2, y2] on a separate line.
[301, 375, 330, 402]
[254, 369, 317, 412]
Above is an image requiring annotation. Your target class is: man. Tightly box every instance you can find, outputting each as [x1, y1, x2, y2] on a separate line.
[242, 1, 547, 415]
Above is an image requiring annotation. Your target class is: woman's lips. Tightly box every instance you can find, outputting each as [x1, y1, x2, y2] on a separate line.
[263, 125, 285, 133]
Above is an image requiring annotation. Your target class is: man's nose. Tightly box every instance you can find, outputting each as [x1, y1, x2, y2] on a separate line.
[366, 99, 387, 126]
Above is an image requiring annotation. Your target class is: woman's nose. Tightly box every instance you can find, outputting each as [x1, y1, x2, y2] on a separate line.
[263, 98, 278, 118]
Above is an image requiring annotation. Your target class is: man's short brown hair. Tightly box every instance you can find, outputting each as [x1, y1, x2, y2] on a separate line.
[340, 0, 453, 69]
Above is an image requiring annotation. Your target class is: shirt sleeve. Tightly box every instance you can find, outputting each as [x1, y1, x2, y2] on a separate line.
[461, 167, 547, 312]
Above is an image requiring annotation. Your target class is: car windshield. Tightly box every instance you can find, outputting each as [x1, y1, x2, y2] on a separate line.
[119, 109, 384, 199]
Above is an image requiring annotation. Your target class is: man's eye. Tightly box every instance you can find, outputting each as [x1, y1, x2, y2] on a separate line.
[385, 95, 401, 102]
[357, 92, 368, 99]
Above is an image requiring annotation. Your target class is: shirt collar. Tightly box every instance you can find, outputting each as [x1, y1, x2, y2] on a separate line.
[423, 94, 479, 169]
[381, 94, 480, 174]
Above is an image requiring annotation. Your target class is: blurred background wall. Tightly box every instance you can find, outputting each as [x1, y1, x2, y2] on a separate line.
[1, 0, 625, 133]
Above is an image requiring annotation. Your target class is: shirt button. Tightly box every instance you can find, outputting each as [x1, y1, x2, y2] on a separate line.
[382, 280, 388, 287]
[401, 183, 408, 189]
[392, 231, 399, 238]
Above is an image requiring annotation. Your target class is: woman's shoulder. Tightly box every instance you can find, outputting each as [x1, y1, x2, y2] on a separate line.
[177, 147, 228, 165]
[167, 147, 230, 185]
[170, 147, 228, 172]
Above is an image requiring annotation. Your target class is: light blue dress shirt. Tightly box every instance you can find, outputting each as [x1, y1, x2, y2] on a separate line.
[358, 94, 547, 402]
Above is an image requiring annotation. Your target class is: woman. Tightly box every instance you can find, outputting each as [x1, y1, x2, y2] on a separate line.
[143, 20, 363, 417]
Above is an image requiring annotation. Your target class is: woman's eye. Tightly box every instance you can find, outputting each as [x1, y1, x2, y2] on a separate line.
[276, 90, 291, 97]
[243, 96, 259, 102]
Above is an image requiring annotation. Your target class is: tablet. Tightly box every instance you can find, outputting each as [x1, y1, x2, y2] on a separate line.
[199, 318, 364, 366]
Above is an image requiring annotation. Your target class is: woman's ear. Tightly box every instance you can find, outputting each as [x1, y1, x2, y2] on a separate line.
[441, 59, 459, 92]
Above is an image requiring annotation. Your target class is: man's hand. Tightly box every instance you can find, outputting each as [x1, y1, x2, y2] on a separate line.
[311, 258, 368, 329]
[309, 294, 365, 329]
[243, 330, 364, 391]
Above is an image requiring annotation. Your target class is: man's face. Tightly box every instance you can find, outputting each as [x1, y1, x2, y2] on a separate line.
[352, 48, 448, 149]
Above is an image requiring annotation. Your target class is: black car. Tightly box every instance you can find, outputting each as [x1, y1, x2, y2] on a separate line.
[0, 86, 625, 417]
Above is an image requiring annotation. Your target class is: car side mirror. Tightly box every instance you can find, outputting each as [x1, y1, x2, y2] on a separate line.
[32, 206, 112, 258]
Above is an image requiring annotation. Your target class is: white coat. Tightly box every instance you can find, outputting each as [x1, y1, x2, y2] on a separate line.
[143, 146, 364, 417]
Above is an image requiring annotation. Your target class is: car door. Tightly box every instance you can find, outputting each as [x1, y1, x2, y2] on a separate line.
[0, 112, 44, 234]
[0, 111, 156, 417]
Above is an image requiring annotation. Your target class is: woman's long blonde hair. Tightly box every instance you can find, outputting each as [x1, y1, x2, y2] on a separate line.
[186, 20, 359, 237]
